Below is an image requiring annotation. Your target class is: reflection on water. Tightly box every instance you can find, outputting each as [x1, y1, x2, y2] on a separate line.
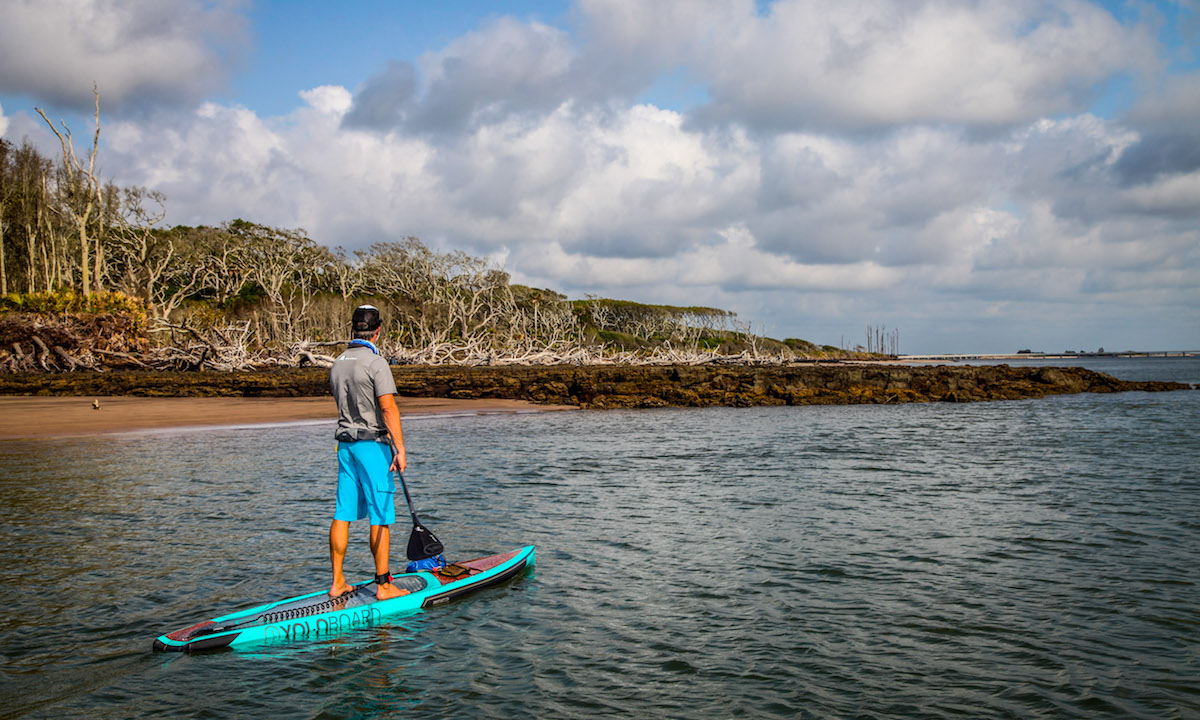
[1, 360, 1198, 719]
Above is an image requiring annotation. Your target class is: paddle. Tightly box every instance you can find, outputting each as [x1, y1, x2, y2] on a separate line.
[396, 470, 444, 561]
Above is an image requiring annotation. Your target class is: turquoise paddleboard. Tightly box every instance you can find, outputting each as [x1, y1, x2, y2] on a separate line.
[153, 546, 534, 652]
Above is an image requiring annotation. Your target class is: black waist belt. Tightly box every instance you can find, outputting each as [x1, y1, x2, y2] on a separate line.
[336, 429, 388, 443]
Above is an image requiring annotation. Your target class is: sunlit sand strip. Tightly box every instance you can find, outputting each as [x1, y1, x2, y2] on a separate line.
[0, 396, 575, 441]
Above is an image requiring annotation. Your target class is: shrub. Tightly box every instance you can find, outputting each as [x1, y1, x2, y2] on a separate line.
[0, 289, 148, 317]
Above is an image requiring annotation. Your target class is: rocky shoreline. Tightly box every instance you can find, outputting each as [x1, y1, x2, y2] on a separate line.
[0, 363, 1190, 407]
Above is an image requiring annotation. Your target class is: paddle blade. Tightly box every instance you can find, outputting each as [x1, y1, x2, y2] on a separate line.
[406, 521, 444, 561]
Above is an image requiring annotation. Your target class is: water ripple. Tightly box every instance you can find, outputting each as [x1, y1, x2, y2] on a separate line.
[0, 385, 1198, 718]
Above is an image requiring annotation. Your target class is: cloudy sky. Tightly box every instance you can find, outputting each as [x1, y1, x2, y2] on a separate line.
[2, 0, 1197, 353]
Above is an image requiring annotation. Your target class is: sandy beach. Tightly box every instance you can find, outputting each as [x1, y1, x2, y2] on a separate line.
[0, 395, 573, 441]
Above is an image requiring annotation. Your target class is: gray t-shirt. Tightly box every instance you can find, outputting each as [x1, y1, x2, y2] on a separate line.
[330, 345, 398, 441]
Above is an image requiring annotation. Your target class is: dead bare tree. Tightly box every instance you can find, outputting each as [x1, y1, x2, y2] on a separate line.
[0, 140, 10, 295]
[8, 142, 53, 292]
[192, 225, 252, 306]
[229, 220, 327, 344]
[864, 324, 900, 355]
[148, 318, 261, 371]
[107, 187, 172, 311]
[327, 246, 364, 299]
[434, 253, 512, 341]
[36, 86, 102, 294]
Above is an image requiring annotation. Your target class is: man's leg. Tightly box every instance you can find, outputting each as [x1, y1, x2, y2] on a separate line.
[368, 524, 390, 574]
[332, 442, 366, 597]
[329, 519, 353, 597]
[369, 524, 404, 599]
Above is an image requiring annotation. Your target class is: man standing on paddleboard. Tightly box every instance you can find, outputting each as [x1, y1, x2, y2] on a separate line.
[328, 305, 407, 600]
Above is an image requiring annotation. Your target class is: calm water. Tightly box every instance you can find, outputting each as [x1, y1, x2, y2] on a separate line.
[1, 359, 1197, 719]
[915, 355, 1200, 385]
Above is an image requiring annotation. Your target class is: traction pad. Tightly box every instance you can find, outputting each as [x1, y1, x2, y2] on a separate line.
[436, 563, 472, 578]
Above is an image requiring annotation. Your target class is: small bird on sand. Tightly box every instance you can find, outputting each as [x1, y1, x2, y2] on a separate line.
[92, 399, 101, 410]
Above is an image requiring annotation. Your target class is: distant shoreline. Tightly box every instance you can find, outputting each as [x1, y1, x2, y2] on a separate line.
[895, 351, 1198, 362]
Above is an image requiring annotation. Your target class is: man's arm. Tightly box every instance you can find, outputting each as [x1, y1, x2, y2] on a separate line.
[378, 393, 406, 472]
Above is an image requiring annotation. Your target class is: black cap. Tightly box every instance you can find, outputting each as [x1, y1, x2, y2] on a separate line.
[352, 305, 381, 332]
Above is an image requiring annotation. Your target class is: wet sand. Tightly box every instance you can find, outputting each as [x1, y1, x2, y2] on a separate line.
[0, 396, 573, 441]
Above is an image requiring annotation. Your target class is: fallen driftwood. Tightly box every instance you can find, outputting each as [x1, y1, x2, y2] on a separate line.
[386, 340, 821, 368]
[30, 336, 52, 372]
[51, 344, 83, 371]
[93, 348, 151, 369]
[296, 350, 336, 368]
[1, 312, 152, 373]
[1, 314, 861, 374]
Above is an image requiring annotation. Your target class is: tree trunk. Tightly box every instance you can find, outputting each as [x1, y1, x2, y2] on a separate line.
[0, 215, 7, 295]
[93, 221, 103, 294]
[39, 238, 50, 292]
[25, 222, 36, 293]
[78, 202, 91, 294]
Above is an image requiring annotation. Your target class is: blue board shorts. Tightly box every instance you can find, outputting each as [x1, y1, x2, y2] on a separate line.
[335, 440, 396, 525]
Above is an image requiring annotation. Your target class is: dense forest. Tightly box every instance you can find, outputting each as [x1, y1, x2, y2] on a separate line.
[0, 105, 860, 373]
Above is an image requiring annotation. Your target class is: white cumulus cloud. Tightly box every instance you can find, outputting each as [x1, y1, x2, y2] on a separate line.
[580, 0, 1160, 131]
[0, 0, 247, 111]
[65, 2, 1200, 351]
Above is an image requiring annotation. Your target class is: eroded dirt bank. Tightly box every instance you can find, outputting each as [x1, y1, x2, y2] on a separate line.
[0, 363, 1190, 407]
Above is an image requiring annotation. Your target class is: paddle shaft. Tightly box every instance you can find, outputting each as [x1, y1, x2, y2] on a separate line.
[385, 435, 421, 523]
[397, 470, 420, 525]
[385, 434, 444, 560]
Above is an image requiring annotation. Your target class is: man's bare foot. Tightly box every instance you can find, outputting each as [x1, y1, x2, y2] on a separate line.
[376, 582, 409, 600]
[329, 582, 353, 598]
